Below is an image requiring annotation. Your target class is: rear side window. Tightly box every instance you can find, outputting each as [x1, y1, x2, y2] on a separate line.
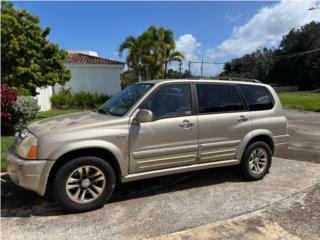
[238, 84, 274, 111]
[196, 84, 245, 113]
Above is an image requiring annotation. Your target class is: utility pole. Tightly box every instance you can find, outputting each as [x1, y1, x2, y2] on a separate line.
[188, 61, 191, 73]
[179, 61, 182, 78]
[200, 59, 204, 77]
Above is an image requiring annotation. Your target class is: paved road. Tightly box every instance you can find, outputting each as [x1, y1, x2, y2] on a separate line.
[276, 110, 320, 163]
[1, 110, 320, 240]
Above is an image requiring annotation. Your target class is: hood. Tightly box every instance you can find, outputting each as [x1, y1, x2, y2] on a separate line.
[28, 111, 118, 136]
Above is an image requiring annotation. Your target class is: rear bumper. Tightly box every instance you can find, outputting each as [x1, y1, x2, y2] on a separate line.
[7, 149, 53, 196]
[274, 134, 290, 155]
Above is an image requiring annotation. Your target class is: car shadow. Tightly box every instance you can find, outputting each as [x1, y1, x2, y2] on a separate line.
[1, 166, 245, 217]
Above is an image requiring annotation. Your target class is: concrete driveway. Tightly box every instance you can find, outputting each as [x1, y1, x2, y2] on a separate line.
[1, 110, 320, 240]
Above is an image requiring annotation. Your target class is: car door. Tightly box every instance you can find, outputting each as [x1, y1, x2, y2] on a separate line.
[196, 83, 252, 163]
[129, 83, 199, 173]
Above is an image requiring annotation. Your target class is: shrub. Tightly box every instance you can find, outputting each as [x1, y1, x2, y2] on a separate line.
[51, 87, 74, 109]
[74, 91, 92, 109]
[12, 96, 39, 132]
[1, 85, 39, 135]
[1, 84, 19, 135]
[51, 88, 111, 109]
[96, 94, 110, 108]
[14, 87, 32, 96]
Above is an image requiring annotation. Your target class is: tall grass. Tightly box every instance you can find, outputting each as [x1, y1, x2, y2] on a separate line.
[278, 92, 320, 111]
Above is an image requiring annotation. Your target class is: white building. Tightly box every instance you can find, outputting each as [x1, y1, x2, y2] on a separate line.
[36, 51, 124, 111]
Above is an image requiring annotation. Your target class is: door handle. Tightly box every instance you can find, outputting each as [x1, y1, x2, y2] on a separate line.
[238, 115, 249, 122]
[179, 120, 194, 128]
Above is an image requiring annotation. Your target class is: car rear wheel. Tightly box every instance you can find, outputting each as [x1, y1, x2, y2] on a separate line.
[53, 156, 116, 212]
[240, 141, 272, 180]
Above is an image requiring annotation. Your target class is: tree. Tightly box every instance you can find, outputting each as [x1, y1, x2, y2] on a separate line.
[118, 26, 184, 81]
[157, 27, 184, 78]
[220, 47, 274, 83]
[272, 21, 320, 89]
[220, 21, 320, 89]
[120, 70, 138, 89]
[141, 26, 164, 80]
[167, 69, 191, 79]
[118, 36, 146, 81]
[1, 1, 70, 95]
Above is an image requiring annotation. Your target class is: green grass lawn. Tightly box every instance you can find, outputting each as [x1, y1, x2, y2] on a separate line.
[1, 136, 15, 172]
[278, 92, 320, 112]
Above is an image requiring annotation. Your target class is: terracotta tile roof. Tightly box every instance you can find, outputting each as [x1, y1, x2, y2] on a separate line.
[64, 53, 124, 65]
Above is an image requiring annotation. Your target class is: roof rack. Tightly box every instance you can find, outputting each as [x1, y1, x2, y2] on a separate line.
[190, 76, 261, 83]
[213, 77, 261, 83]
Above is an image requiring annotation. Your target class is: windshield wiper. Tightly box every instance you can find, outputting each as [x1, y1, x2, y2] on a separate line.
[97, 108, 110, 115]
[97, 107, 122, 116]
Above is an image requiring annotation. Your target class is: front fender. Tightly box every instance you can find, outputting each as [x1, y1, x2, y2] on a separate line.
[47, 140, 127, 176]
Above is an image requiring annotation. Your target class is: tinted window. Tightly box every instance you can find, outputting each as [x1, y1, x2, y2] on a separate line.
[196, 84, 245, 113]
[238, 84, 274, 111]
[141, 84, 192, 119]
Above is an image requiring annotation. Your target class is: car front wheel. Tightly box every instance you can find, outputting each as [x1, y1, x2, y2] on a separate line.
[53, 156, 116, 212]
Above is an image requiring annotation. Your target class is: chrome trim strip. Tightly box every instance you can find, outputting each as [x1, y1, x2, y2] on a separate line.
[200, 153, 236, 161]
[137, 154, 197, 164]
[138, 159, 196, 169]
[200, 148, 235, 156]
[200, 140, 240, 150]
[133, 144, 198, 159]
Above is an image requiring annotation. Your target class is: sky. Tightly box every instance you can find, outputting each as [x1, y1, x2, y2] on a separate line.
[14, 0, 320, 76]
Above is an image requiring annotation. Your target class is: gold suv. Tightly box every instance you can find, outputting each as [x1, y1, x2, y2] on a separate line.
[7, 79, 289, 212]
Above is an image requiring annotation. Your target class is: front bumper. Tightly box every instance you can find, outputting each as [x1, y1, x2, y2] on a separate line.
[7, 148, 53, 196]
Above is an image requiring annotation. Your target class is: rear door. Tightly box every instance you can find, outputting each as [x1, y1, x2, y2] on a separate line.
[196, 83, 252, 163]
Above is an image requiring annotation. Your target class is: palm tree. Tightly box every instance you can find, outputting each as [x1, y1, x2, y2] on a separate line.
[163, 49, 184, 79]
[158, 27, 184, 78]
[143, 26, 164, 80]
[118, 36, 145, 81]
[118, 26, 185, 81]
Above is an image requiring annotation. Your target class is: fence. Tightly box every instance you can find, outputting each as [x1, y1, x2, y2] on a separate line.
[35, 86, 53, 112]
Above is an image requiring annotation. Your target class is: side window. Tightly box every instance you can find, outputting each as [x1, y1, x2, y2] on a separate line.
[140, 84, 192, 120]
[238, 84, 274, 111]
[196, 84, 245, 114]
[231, 86, 246, 111]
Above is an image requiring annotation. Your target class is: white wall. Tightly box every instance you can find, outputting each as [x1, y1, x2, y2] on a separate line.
[36, 86, 53, 112]
[55, 64, 122, 96]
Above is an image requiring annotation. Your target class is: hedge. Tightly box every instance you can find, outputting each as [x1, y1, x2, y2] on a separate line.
[51, 88, 111, 109]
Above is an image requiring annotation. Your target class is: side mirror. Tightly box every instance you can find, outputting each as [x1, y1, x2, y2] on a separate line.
[134, 109, 153, 123]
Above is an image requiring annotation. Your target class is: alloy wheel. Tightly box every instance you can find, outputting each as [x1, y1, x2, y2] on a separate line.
[65, 166, 106, 204]
[248, 148, 268, 174]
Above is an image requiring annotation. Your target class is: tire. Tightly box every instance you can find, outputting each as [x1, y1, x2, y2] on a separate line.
[53, 156, 116, 213]
[240, 141, 272, 181]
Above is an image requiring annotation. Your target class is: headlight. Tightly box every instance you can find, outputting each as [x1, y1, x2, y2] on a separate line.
[16, 129, 38, 159]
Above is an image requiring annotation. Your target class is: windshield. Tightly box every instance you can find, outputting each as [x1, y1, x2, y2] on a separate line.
[99, 83, 154, 116]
